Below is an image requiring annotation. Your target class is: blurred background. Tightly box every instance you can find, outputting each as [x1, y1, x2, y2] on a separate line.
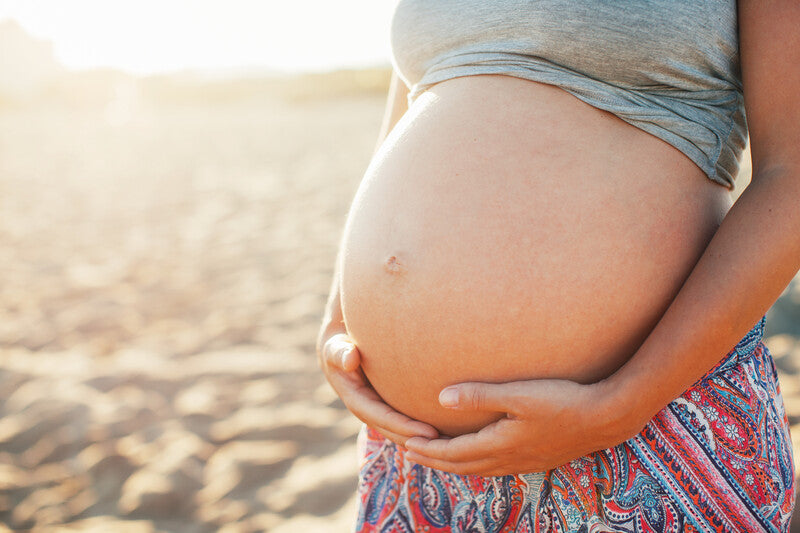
[0, 1, 797, 532]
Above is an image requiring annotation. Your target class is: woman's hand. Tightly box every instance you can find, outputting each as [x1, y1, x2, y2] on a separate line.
[318, 333, 439, 446]
[403, 378, 643, 476]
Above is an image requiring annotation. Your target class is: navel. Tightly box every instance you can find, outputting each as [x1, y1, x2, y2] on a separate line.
[383, 255, 405, 275]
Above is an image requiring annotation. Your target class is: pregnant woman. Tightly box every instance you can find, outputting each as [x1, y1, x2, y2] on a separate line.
[318, 1, 799, 531]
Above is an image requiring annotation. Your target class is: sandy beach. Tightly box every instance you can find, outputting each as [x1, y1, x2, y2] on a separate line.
[0, 63, 799, 532]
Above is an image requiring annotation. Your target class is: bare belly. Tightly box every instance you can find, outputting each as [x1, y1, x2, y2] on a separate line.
[339, 75, 732, 436]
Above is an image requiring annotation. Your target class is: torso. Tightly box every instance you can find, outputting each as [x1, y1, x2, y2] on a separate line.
[340, 75, 733, 436]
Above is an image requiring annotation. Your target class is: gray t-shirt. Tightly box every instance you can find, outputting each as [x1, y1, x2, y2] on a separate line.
[390, 0, 746, 189]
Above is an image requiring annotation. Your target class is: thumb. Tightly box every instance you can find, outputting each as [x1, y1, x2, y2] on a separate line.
[439, 382, 521, 414]
[326, 336, 361, 372]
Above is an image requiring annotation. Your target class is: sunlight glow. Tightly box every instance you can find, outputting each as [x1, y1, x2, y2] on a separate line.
[0, 0, 395, 75]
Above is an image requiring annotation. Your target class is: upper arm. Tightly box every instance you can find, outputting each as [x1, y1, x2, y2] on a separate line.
[738, 0, 800, 177]
[375, 69, 411, 150]
[386, 68, 411, 126]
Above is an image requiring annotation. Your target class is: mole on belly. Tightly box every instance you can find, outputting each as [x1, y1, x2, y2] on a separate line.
[384, 255, 406, 275]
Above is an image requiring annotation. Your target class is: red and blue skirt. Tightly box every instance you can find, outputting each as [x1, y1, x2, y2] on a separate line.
[354, 317, 795, 532]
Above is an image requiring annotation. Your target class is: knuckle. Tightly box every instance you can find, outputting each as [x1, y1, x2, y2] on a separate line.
[501, 444, 517, 457]
[506, 396, 524, 414]
[467, 386, 486, 409]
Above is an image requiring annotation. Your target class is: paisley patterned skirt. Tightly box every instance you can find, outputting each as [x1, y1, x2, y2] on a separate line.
[354, 317, 795, 532]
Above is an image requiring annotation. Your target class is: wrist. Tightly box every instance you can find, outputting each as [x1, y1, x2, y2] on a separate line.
[588, 371, 658, 447]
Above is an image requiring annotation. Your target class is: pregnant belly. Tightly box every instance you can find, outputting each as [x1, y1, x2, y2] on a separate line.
[340, 75, 732, 436]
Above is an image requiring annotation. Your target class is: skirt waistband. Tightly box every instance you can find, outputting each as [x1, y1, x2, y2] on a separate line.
[706, 315, 766, 379]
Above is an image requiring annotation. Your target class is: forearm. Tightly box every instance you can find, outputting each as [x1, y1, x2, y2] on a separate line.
[317, 251, 346, 358]
[373, 71, 409, 154]
[605, 166, 800, 434]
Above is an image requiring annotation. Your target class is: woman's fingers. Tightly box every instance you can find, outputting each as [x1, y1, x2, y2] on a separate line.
[404, 422, 516, 475]
[370, 426, 412, 448]
[404, 420, 508, 462]
[321, 334, 438, 440]
[439, 382, 525, 415]
[344, 378, 439, 439]
[324, 358, 439, 440]
[324, 334, 361, 372]
[403, 452, 499, 476]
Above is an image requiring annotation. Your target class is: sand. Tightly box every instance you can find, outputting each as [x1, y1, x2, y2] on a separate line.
[0, 69, 798, 532]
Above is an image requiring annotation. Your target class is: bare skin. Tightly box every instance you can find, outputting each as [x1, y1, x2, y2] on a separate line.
[339, 74, 731, 436]
[318, 0, 800, 475]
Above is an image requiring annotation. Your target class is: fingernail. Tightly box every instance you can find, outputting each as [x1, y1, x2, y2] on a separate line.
[439, 387, 459, 408]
